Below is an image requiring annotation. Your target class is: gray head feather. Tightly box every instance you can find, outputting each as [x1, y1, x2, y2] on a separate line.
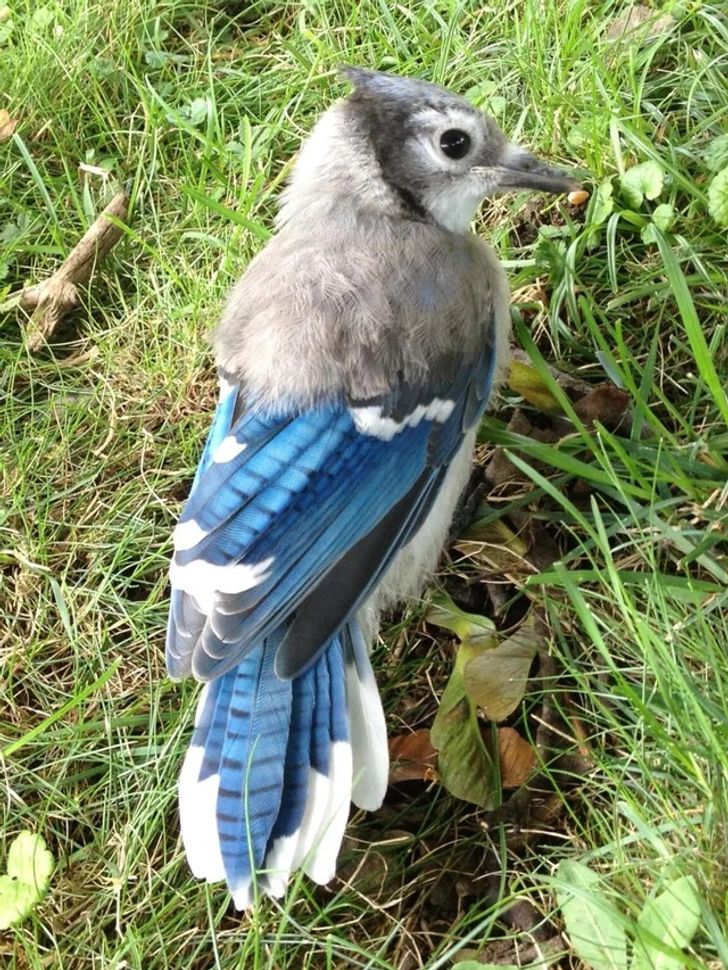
[215, 69, 574, 408]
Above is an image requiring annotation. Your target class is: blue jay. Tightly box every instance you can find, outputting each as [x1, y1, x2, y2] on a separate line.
[166, 67, 576, 909]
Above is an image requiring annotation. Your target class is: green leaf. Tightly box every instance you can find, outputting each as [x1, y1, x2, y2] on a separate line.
[567, 121, 589, 151]
[507, 359, 562, 413]
[556, 860, 628, 970]
[702, 133, 728, 173]
[640, 202, 675, 241]
[652, 203, 675, 231]
[464, 80, 506, 116]
[620, 161, 665, 208]
[426, 591, 496, 646]
[179, 97, 210, 127]
[0, 832, 54, 929]
[30, 5, 55, 29]
[707, 167, 728, 227]
[0, 876, 37, 930]
[590, 179, 615, 226]
[631, 876, 701, 970]
[431, 639, 499, 808]
[7, 832, 54, 892]
[462, 616, 541, 722]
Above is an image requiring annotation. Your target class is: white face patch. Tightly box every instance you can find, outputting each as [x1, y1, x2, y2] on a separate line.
[350, 398, 455, 440]
[421, 179, 494, 233]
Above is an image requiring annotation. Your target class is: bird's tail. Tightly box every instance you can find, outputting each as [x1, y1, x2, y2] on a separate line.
[177, 618, 388, 908]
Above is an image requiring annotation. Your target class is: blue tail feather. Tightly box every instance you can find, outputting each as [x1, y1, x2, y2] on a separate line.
[214, 636, 292, 891]
[180, 628, 367, 907]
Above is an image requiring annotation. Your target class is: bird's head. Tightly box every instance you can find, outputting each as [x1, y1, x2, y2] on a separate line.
[337, 67, 579, 232]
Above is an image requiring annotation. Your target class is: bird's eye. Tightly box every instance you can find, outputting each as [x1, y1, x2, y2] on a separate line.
[439, 129, 471, 160]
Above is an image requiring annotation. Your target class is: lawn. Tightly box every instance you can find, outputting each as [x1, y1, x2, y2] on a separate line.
[1, 1, 727, 968]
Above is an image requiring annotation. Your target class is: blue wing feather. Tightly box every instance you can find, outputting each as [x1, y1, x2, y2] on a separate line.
[167, 349, 495, 681]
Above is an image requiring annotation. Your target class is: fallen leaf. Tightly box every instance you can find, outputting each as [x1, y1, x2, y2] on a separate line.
[606, 5, 673, 42]
[498, 727, 536, 788]
[0, 107, 18, 142]
[7, 832, 54, 890]
[426, 590, 497, 646]
[507, 359, 562, 414]
[0, 831, 54, 930]
[463, 617, 541, 721]
[632, 875, 701, 970]
[455, 517, 528, 575]
[388, 729, 438, 784]
[573, 384, 631, 428]
[431, 640, 500, 808]
[556, 860, 628, 970]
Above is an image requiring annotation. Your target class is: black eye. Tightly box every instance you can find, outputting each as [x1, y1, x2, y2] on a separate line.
[439, 129, 471, 160]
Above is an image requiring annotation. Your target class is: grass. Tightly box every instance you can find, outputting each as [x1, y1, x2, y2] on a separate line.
[1, 0, 727, 967]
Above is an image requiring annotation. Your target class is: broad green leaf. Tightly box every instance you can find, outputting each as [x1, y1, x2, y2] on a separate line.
[590, 179, 615, 226]
[556, 859, 628, 970]
[464, 80, 506, 116]
[179, 97, 210, 127]
[426, 591, 496, 646]
[567, 121, 589, 150]
[0, 832, 54, 929]
[652, 203, 675, 231]
[7, 832, 54, 892]
[703, 133, 728, 173]
[30, 5, 54, 29]
[431, 640, 499, 808]
[507, 359, 562, 413]
[707, 167, 728, 227]
[0, 876, 37, 930]
[620, 161, 665, 208]
[642, 203, 675, 243]
[631, 876, 701, 970]
[462, 616, 541, 721]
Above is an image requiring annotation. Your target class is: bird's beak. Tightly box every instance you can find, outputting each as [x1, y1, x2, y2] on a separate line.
[493, 145, 581, 195]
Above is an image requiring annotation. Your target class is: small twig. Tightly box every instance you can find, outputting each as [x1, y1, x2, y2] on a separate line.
[17, 188, 129, 351]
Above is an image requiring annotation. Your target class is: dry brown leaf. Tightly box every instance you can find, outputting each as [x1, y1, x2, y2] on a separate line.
[606, 4, 673, 42]
[498, 727, 537, 788]
[455, 516, 529, 575]
[0, 108, 18, 142]
[573, 384, 631, 428]
[388, 729, 438, 784]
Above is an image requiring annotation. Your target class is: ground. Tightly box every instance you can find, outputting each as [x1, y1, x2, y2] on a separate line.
[1, 1, 727, 968]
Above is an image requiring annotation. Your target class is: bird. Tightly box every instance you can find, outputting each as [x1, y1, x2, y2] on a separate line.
[165, 66, 577, 910]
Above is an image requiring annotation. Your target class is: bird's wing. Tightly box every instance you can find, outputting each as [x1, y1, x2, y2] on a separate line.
[166, 348, 495, 683]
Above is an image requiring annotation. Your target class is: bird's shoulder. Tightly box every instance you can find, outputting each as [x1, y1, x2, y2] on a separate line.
[215, 211, 507, 411]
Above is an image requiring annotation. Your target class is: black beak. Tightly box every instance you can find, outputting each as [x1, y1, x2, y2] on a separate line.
[495, 147, 580, 195]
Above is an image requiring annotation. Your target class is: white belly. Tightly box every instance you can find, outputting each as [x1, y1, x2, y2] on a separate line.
[360, 430, 476, 636]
